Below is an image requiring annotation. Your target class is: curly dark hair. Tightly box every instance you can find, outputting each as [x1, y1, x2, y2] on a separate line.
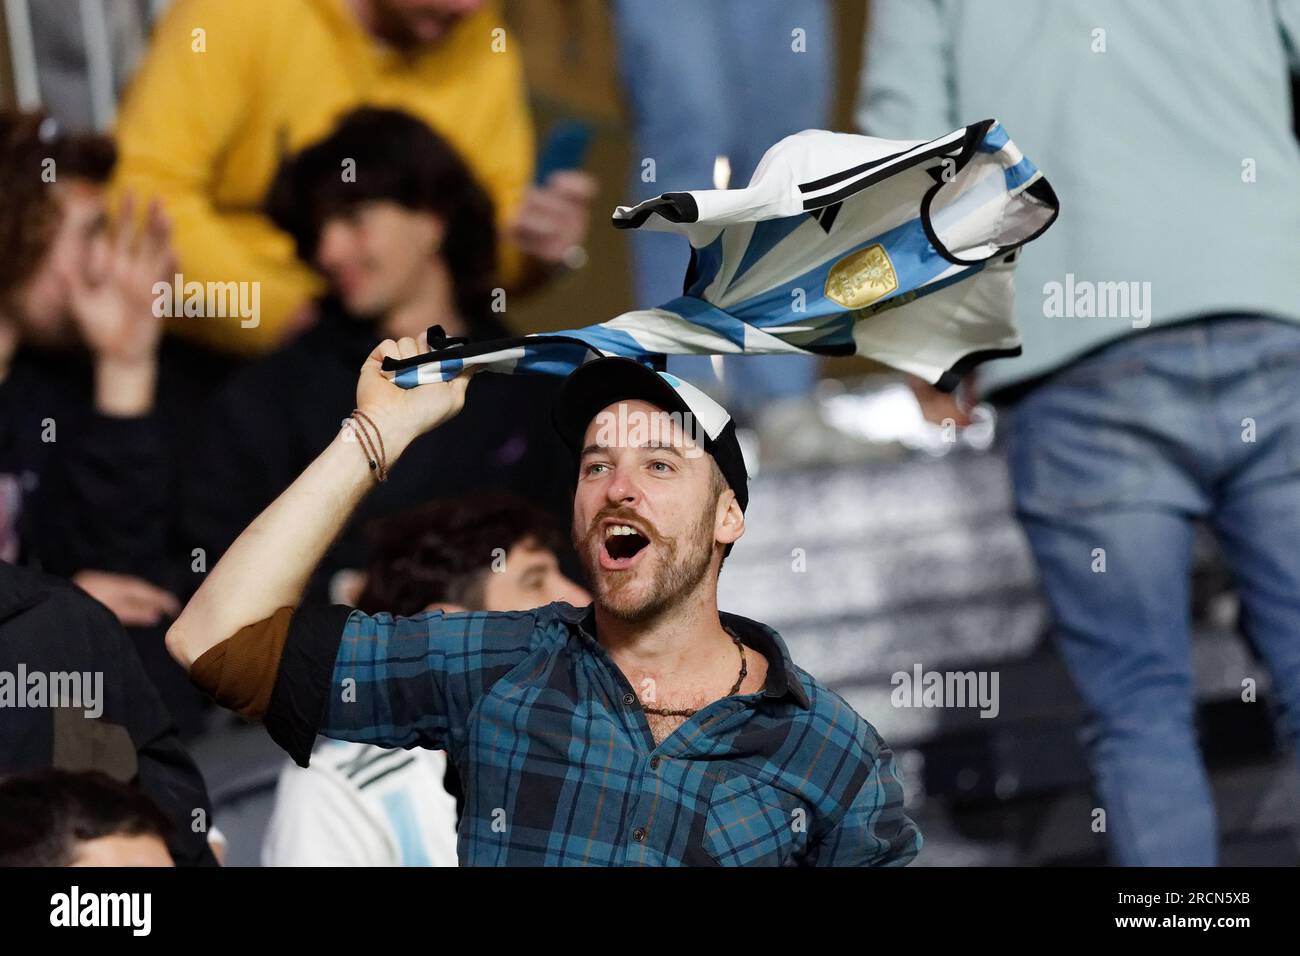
[0, 111, 115, 305]
[356, 493, 565, 617]
[264, 107, 499, 324]
[0, 769, 172, 867]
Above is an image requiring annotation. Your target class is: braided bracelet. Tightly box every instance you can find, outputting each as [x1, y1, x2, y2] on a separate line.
[344, 412, 388, 482]
[352, 409, 387, 473]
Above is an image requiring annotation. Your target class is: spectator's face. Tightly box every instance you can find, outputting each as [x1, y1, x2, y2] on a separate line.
[366, 0, 486, 49]
[571, 400, 729, 621]
[9, 179, 108, 348]
[315, 201, 444, 318]
[480, 536, 591, 611]
[68, 833, 174, 867]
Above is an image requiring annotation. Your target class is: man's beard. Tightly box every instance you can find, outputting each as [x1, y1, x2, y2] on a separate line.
[575, 499, 716, 624]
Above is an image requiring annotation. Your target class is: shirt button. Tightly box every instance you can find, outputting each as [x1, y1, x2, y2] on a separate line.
[632, 827, 647, 843]
[622, 693, 635, 706]
[649, 756, 661, 770]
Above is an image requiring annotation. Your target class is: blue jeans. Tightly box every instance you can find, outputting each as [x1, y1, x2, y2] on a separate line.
[1006, 316, 1300, 865]
[611, 0, 831, 419]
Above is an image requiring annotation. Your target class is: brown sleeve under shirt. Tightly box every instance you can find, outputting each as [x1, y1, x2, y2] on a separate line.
[189, 606, 295, 721]
[188, 603, 354, 766]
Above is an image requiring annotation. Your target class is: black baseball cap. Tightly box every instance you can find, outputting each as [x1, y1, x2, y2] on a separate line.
[551, 357, 750, 516]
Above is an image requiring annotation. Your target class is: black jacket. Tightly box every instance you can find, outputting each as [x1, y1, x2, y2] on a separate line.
[0, 560, 217, 866]
[182, 298, 579, 601]
[0, 340, 236, 739]
[0, 347, 170, 581]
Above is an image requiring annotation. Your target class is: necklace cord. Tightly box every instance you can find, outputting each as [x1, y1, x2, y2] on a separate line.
[641, 633, 747, 718]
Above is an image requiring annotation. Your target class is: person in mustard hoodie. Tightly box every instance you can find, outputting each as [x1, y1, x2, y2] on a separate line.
[112, 0, 595, 356]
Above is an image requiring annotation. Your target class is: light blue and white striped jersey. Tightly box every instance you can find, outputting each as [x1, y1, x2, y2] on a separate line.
[383, 119, 1058, 391]
[262, 740, 459, 867]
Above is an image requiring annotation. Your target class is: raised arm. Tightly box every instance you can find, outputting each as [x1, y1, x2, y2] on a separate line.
[165, 335, 473, 670]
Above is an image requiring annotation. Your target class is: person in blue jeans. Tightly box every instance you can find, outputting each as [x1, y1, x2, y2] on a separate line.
[857, 0, 1300, 864]
[611, 0, 832, 421]
[1005, 317, 1300, 864]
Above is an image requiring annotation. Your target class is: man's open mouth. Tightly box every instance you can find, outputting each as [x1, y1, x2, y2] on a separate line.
[599, 523, 651, 570]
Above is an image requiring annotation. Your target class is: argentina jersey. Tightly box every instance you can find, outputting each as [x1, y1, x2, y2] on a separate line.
[383, 119, 1058, 392]
[263, 739, 459, 867]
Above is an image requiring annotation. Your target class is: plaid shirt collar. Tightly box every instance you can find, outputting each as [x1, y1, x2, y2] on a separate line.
[560, 602, 812, 710]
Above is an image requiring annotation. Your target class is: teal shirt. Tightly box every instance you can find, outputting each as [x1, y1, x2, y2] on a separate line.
[856, 0, 1300, 393]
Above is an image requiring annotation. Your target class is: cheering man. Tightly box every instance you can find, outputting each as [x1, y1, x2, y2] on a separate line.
[166, 338, 921, 866]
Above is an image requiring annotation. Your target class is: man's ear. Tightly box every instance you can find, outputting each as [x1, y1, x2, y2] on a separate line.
[715, 490, 745, 550]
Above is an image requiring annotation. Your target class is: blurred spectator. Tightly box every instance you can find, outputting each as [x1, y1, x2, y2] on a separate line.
[355, 492, 589, 616]
[0, 768, 174, 866]
[111, 0, 595, 355]
[0, 561, 215, 865]
[859, 0, 1300, 865]
[0, 110, 179, 626]
[611, 0, 832, 424]
[262, 492, 589, 866]
[183, 108, 578, 604]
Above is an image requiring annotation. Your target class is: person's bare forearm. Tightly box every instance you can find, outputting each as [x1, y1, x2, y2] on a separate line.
[167, 419, 412, 670]
[167, 336, 471, 671]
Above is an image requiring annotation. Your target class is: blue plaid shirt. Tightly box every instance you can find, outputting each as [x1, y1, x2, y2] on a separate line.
[269, 600, 921, 866]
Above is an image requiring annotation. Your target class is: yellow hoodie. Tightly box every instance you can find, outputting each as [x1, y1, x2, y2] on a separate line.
[112, 0, 534, 354]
